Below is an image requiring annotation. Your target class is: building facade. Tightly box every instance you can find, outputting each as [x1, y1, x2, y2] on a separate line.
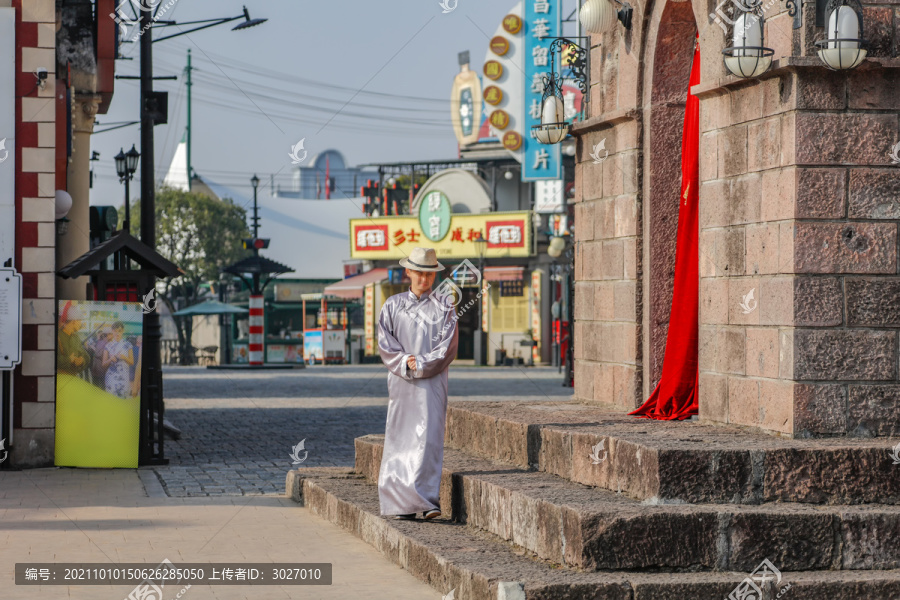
[571, 0, 900, 437]
[3, 0, 119, 467]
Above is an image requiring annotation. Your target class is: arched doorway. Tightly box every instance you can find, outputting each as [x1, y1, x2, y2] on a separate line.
[640, 0, 698, 396]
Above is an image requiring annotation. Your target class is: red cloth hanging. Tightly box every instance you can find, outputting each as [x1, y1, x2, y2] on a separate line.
[629, 36, 701, 421]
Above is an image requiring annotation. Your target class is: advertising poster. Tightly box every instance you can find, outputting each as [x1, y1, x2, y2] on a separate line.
[55, 300, 142, 468]
[233, 344, 249, 363]
[303, 330, 323, 364]
[267, 344, 305, 363]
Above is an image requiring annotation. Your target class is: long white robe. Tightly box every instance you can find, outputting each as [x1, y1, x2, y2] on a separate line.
[377, 287, 459, 516]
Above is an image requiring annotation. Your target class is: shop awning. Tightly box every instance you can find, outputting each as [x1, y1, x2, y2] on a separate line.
[483, 266, 524, 281]
[322, 268, 388, 299]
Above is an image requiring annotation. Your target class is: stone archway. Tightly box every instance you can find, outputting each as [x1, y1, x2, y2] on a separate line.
[640, 0, 698, 396]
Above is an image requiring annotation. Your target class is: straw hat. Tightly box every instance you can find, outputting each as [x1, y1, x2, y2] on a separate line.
[399, 247, 445, 272]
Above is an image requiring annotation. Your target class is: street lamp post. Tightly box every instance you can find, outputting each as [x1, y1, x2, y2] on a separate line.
[250, 173, 260, 245]
[133, 3, 267, 465]
[474, 233, 487, 366]
[114, 144, 140, 235]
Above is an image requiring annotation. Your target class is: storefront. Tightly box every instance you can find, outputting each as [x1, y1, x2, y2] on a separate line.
[350, 207, 552, 366]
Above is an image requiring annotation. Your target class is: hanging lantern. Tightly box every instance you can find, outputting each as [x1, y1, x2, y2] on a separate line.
[722, 8, 774, 78]
[532, 71, 569, 145]
[815, 0, 867, 70]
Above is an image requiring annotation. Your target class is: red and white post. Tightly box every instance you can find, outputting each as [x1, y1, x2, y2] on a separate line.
[248, 294, 264, 365]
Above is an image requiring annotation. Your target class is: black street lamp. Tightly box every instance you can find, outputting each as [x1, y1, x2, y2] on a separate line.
[250, 173, 260, 245]
[114, 144, 140, 234]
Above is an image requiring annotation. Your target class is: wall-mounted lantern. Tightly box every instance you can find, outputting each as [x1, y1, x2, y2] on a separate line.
[722, 7, 774, 78]
[532, 38, 588, 146]
[815, 0, 868, 70]
[579, 0, 633, 33]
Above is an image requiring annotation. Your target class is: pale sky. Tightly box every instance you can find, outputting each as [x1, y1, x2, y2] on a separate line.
[89, 0, 581, 219]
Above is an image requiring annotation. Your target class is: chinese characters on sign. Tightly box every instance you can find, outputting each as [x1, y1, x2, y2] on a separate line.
[350, 213, 531, 260]
[523, 0, 561, 181]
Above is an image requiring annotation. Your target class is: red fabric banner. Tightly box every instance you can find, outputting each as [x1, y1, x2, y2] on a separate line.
[629, 37, 701, 421]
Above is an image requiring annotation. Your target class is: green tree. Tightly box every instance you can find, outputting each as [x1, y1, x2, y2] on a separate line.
[127, 187, 250, 364]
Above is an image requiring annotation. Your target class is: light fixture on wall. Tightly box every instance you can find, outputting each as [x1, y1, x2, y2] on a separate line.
[815, 0, 868, 70]
[722, 6, 774, 78]
[532, 38, 588, 145]
[579, 0, 633, 33]
[55, 189, 73, 236]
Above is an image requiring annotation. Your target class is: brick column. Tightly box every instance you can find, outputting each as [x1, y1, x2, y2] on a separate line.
[12, 0, 58, 467]
[248, 295, 264, 365]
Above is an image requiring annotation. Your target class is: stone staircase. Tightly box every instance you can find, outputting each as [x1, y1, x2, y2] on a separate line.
[287, 400, 900, 599]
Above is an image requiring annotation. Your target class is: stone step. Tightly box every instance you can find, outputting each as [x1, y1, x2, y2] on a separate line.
[287, 467, 900, 600]
[443, 401, 900, 505]
[355, 434, 900, 573]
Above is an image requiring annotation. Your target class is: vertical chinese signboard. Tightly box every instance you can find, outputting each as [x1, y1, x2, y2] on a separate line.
[523, 0, 561, 181]
[364, 283, 376, 356]
[531, 270, 542, 363]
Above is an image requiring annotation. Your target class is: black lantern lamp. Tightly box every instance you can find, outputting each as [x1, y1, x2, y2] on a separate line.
[815, 0, 868, 70]
[125, 144, 140, 175]
[114, 144, 140, 234]
[722, 3, 774, 78]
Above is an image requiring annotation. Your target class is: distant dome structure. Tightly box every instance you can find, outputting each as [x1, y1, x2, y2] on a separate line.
[274, 149, 374, 200]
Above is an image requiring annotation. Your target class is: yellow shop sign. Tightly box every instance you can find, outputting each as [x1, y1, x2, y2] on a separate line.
[350, 211, 532, 260]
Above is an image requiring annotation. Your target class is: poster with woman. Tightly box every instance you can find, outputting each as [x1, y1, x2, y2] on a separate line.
[55, 300, 143, 468]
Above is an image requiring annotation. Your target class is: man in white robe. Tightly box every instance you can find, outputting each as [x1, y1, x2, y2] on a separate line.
[377, 247, 459, 520]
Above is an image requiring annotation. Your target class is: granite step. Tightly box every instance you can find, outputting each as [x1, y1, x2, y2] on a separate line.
[443, 400, 900, 505]
[287, 467, 900, 600]
[355, 434, 900, 573]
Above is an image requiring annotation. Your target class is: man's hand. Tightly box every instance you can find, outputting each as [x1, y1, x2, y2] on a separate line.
[71, 354, 84, 367]
[406, 356, 417, 371]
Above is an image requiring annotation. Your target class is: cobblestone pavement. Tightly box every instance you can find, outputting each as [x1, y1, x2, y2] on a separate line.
[151, 364, 573, 497]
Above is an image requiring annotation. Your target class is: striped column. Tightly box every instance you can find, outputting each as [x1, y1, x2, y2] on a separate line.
[248, 294, 264, 365]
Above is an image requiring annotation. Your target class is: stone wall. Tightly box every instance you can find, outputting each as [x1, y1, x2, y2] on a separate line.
[572, 0, 900, 437]
[12, 0, 59, 466]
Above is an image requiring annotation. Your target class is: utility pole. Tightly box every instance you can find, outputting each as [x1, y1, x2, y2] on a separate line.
[185, 48, 192, 189]
[139, 3, 164, 465]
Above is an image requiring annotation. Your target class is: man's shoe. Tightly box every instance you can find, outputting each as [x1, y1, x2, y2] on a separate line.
[394, 513, 417, 520]
[423, 508, 441, 520]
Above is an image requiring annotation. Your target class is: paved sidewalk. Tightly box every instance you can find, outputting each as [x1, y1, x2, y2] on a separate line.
[0, 468, 442, 600]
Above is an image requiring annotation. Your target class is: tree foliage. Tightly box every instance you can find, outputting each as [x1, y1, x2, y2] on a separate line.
[127, 187, 250, 363]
